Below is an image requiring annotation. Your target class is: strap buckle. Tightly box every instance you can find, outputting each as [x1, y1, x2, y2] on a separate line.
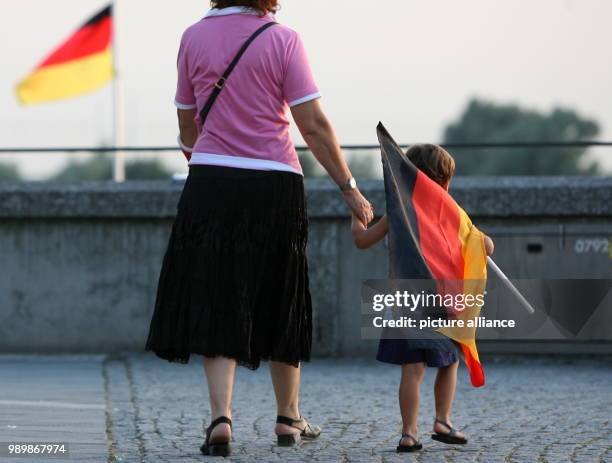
[214, 77, 226, 90]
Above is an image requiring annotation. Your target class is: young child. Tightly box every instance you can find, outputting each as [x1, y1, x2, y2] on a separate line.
[351, 144, 494, 452]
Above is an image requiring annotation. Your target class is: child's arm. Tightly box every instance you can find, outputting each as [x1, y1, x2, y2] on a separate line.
[352, 214, 388, 249]
[484, 235, 495, 256]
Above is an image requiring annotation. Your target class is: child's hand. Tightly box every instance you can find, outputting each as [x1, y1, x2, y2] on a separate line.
[484, 235, 494, 256]
[351, 213, 367, 230]
[351, 214, 388, 250]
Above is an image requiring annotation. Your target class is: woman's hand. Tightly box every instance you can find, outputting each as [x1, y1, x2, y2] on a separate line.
[343, 189, 374, 225]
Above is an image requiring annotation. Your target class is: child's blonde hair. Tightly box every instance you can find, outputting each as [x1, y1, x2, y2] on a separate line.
[406, 144, 456, 187]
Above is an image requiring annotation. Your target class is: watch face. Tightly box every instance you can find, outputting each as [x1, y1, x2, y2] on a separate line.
[340, 177, 357, 191]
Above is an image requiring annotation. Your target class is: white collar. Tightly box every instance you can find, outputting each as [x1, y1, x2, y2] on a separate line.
[205, 6, 275, 19]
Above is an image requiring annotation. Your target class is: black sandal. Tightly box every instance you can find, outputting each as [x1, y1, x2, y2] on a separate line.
[276, 415, 321, 446]
[431, 418, 467, 445]
[397, 433, 423, 453]
[200, 416, 232, 457]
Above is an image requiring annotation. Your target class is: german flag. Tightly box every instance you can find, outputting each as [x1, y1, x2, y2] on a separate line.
[378, 122, 487, 387]
[16, 5, 113, 105]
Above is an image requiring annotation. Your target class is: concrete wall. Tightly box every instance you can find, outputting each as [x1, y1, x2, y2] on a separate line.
[1, 177, 611, 356]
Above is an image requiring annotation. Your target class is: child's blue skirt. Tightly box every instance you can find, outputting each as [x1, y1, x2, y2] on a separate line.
[377, 337, 459, 367]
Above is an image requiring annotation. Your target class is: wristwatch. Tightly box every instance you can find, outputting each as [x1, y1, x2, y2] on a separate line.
[339, 177, 357, 192]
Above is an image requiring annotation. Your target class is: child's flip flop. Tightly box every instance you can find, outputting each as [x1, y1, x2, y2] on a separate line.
[431, 418, 468, 445]
[396, 433, 423, 453]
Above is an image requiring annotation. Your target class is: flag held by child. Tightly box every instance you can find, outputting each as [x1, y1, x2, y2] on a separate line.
[378, 122, 487, 387]
[16, 5, 113, 105]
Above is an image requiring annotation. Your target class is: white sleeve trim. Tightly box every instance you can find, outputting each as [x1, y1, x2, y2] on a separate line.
[177, 134, 193, 153]
[288, 92, 321, 107]
[174, 100, 197, 110]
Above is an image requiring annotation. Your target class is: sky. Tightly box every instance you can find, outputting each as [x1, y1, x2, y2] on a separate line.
[1, 0, 611, 179]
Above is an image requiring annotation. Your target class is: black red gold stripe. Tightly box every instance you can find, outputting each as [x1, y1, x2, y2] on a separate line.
[16, 5, 113, 104]
[378, 122, 487, 387]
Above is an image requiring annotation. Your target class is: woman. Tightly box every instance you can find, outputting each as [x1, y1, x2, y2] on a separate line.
[145, 0, 373, 457]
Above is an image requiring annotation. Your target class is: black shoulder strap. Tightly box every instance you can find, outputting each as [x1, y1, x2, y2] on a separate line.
[199, 21, 277, 127]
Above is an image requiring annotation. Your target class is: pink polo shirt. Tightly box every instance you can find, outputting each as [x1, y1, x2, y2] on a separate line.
[174, 7, 321, 175]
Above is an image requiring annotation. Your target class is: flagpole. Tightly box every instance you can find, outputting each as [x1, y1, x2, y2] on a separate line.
[487, 257, 536, 314]
[111, 0, 126, 182]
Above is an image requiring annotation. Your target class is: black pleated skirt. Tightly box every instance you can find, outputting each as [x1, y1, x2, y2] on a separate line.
[145, 165, 312, 369]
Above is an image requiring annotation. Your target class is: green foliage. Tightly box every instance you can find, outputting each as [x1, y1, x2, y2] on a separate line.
[298, 149, 381, 179]
[52, 153, 112, 181]
[0, 163, 22, 181]
[443, 98, 601, 175]
[50, 152, 173, 181]
[346, 150, 381, 179]
[126, 159, 174, 180]
[298, 151, 325, 178]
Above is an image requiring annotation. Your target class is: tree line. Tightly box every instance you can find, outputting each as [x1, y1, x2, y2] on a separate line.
[0, 98, 603, 181]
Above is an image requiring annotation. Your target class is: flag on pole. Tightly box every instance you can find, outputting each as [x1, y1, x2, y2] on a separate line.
[16, 5, 113, 105]
[378, 122, 488, 387]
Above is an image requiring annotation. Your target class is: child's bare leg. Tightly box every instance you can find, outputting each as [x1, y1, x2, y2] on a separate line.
[399, 362, 425, 445]
[433, 361, 465, 438]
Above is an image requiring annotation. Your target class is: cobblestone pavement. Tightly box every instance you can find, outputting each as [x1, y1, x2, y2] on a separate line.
[1, 355, 611, 462]
[104, 355, 612, 463]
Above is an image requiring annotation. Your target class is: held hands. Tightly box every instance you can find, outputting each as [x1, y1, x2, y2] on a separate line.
[343, 189, 374, 226]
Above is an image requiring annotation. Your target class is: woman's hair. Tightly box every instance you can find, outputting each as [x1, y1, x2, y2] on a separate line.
[406, 144, 456, 187]
[210, 0, 279, 14]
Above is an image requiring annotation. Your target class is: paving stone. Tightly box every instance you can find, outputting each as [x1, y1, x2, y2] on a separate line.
[1, 355, 611, 462]
[102, 354, 612, 463]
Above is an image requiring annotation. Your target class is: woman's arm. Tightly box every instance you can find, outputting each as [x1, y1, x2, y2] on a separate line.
[290, 99, 350, 185]
[352, 214, 388, 250]
[177, 108, 199, 148]
[291, 99, 373, 225]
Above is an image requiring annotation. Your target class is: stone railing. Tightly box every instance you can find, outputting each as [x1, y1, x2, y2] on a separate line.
[1, 177, 610, 355]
